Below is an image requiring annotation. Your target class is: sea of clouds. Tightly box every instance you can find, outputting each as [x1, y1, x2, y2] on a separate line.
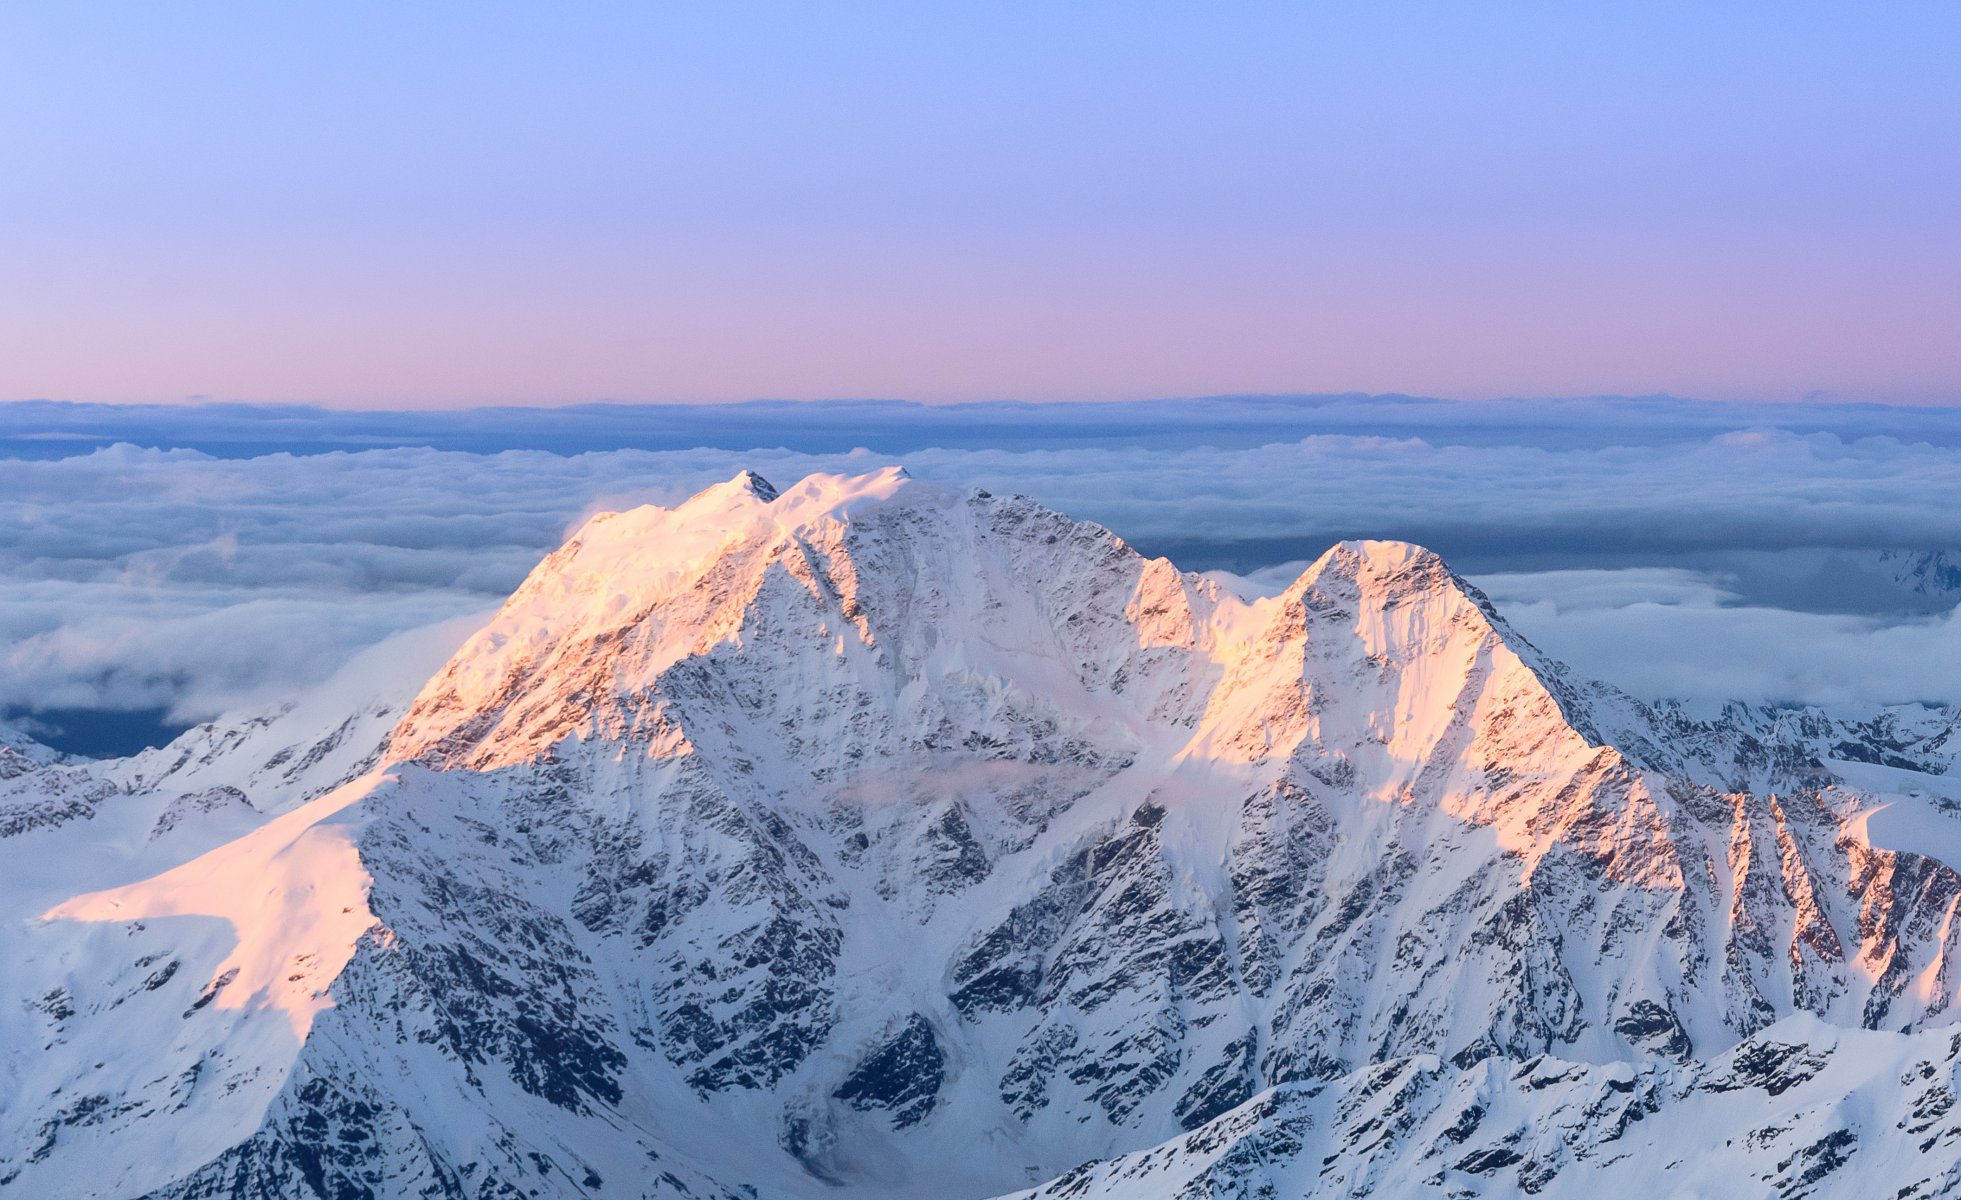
[3, 396, 1958, 751]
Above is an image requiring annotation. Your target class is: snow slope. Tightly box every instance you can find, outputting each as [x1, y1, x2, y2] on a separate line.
[6, 470, 1961, 1198]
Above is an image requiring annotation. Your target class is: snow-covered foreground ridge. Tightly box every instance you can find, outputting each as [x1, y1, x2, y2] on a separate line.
[7, 468, 1961, 1199]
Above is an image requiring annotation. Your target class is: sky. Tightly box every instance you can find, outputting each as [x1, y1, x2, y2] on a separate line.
[3, 3, 1959, 407]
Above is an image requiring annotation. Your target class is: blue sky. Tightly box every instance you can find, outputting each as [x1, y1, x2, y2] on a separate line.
[3, 3, 1957, 406]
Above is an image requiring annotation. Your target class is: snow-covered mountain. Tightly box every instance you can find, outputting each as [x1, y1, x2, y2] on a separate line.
[7, 469, 1961, 1199]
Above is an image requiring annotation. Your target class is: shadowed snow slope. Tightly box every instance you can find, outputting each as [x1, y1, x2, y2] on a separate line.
[8, 470, 1961, 1199]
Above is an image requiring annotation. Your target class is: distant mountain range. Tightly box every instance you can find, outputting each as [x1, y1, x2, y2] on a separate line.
[6, 470, 1961, 1198]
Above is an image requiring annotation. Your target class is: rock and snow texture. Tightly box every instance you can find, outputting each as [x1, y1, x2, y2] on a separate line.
[6, 469, 1961, 1198]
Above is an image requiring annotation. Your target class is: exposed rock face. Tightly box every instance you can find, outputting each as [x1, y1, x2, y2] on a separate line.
[1004, 1019, 1961, 1200]
[6, 470, 1961, 1199]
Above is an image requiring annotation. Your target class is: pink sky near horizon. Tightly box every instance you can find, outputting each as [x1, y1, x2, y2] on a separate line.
[2, 3, 1957, 410]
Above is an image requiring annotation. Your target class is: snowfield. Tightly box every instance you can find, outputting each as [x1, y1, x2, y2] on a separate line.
[5, 469, 1961, 1198]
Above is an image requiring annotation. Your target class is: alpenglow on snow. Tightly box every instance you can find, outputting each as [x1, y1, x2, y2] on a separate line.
[6, 469, 1961, 1198]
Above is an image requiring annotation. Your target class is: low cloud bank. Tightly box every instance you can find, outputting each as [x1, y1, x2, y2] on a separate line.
[1474, 571, 1961, 710]
[2, 408, 1959, 728]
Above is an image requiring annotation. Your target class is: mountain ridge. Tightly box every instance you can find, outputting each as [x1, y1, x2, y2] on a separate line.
[6, 469, 1961, 1198]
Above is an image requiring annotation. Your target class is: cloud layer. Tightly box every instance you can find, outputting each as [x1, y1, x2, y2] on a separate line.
[2, 410, 1959, 731]
[1474, 571, 1961, 710]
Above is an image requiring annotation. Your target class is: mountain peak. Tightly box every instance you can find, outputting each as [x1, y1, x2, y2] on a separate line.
[386, 467, 937, 767]
[1287, 537, 1534, 653]
[387, 470, 1616, 803]
[654, 465, 914, 530]
[1303, 538, 1451, 589]
[767, 463, 912, 517]
[690, 468, 780, 505]
[570, 466, 922, 567]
